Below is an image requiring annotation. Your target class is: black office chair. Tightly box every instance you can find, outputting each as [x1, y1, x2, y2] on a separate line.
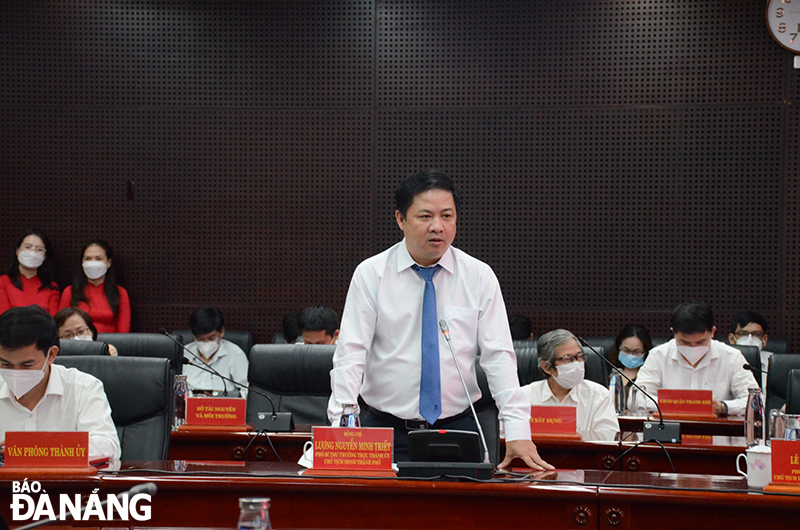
[58, 340, 110, 356]
[54, 356, 173, 461]
[730, 344, 761, 391]
[514, 344, 540, 386]
[766, 354, 800, 414]
[768, 338, 789, 355]
[173, 329, 254, 358]
[98, 332, 184, 376]
[785, 369, 800, 415]
[247, 344, 335, 426]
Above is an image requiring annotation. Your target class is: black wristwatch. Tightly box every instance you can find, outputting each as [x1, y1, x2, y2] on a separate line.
[721, 401, 728, 416]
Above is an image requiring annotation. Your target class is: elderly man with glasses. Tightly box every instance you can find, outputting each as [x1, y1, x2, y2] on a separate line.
[521, 329, 619, 441]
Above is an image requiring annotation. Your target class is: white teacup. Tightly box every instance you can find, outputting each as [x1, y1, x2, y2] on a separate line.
[297, 440, 314, 468]
[736, 445, 771, 489]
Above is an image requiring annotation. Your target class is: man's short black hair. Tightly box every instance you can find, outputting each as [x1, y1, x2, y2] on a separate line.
[395, 170, 462, 218]
[299, 305, 340, 337]
[730, 311, 769, 335]
[189, 308, 225, 336]
[0, 306, 59, 355]
[508, 314, 532, 341]
[671, 301, 715, 334]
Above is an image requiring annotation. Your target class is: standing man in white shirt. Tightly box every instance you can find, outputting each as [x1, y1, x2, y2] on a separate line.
[634, 301, 758, 416]
[183, 308, 249, 397]
[328, 170, 552, 470]
[521, 329, 619, 442]
[0, 305, 120, 460]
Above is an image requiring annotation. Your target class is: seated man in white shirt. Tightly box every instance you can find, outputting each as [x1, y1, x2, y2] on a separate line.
[728, 311, 772, 392]
[521, 329, 619, 442]
[0, 305, 120, 460]
[183, 308, 249, 397]
[299, 305, 340, 345]
[634, 301, 758, 417]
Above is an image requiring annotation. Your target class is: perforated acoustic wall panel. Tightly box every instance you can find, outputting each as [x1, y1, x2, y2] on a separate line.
[0, 0, 797, 348]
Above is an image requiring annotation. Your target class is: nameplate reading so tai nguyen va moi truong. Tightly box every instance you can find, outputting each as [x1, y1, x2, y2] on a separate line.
[185, 397, 247, 426]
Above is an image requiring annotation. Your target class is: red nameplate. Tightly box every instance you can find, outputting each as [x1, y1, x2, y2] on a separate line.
[311, 426, 393, 471]
[771, 440, 800, 485]
[186, 397, 246, 425]
[530, 406, 577, 434]
[682, 434, 713, 445]
[658, 389, 713, 415]
[4, 432, 89, 467]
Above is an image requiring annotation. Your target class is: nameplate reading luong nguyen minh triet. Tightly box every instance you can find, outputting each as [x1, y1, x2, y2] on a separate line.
[4, 431, 89, 467]
[185, 397, 246, 426]
[529, 406, 577, 434]
[311, 426, 394, 472]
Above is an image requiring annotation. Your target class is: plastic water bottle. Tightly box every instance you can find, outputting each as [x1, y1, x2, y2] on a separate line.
[173, 374, 188, 430]
[237, 498, 272, 530]
[609, 372, 625, 415]
[340, 403, 360, 427]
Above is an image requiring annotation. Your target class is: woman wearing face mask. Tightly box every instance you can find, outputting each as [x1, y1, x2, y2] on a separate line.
[54, 307, 119, 356]
[58, 240, 130, 333]
[608, 325, 653, 403]
[520, 329, 620, 441]
[0, 229, 60, 315]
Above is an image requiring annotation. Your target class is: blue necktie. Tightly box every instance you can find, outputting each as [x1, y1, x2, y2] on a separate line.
[412, 264, 441, 424]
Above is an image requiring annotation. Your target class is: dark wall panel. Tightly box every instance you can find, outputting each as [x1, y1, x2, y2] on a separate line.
[0, 0, 796, 348]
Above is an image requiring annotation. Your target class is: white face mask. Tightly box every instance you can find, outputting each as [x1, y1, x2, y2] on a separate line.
[197, 339, 220, 358]
[18, 250, 45, 270]
[677, 344, 710, 365]
[82, 261, 108, 280]
[0, 363, 47, 400]
[551, 360, 585, 390]
[736, 334, 763, 352]
[72, 334, 93, 342]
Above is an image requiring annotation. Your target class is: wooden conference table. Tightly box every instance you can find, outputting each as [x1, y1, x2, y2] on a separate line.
[2, 461, 799, 530]
[170, 416, 747, 476]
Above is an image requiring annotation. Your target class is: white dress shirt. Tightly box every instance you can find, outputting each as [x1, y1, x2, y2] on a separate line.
[183, 339, 249, 398]
[0, 364, 121, 460]
[328, 240, 532, 442]
[633, 339, 759, 416]
[521, 379, 620, 442]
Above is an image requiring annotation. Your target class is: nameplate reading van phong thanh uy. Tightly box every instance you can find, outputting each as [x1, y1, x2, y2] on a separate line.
[4, 431, 89, 467]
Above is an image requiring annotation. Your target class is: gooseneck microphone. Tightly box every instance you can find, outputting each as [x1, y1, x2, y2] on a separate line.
[743, 363, 767, 376]
[577, 337, 680, 443]
[439, 319, 491, 465]
[158, 329, 293, 431]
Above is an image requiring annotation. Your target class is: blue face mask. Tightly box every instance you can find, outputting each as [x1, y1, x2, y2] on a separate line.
[618, 352, 644, 369]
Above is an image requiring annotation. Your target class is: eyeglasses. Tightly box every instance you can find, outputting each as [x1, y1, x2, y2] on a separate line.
[734, 330, 764, 340]
[553, 353, 588, 365]
[619, 348, 646, 356]
[60, 327, 91, 340]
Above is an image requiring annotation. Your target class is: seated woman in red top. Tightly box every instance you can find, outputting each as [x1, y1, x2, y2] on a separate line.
[0, 229, 60, 315]
[59, 240, 130, 333]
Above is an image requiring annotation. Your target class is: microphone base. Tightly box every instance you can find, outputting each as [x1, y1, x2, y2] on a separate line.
[397, 461, 493, 480]
[643, 421, 681, 444]
[253, 412, 294, 432]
